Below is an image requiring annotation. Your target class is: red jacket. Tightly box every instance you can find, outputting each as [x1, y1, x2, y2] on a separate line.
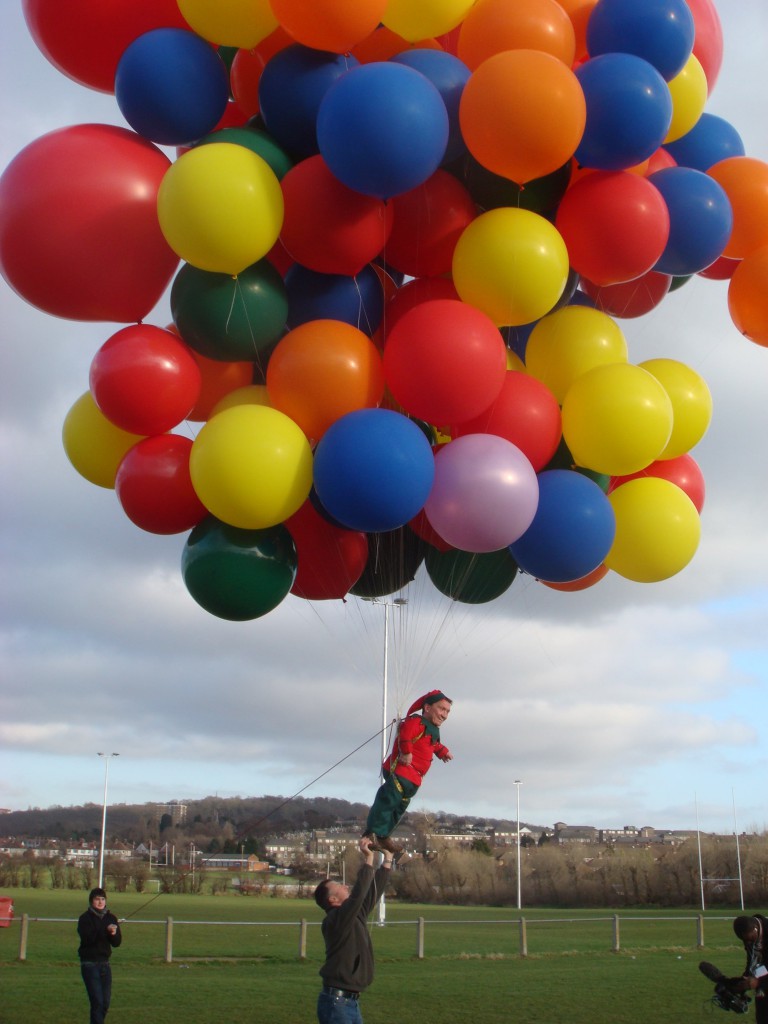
[382, 714, 450, 788]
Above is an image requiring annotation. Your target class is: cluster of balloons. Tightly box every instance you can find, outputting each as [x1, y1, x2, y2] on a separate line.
[1, 0, 767, 620]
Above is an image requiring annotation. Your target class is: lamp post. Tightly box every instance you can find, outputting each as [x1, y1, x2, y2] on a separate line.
[514, 779, 523, 910]
[97, 752, 119, 888]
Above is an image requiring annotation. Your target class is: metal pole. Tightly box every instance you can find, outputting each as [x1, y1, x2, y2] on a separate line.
[695, 793, 705, 912]
[732, 788, 745, 910]
[377, 603, 390, 927]
[515, 779, 522, 910]
[97, 753, 118, 888]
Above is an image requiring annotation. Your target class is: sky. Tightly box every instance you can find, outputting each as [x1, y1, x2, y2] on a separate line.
[1, 2, 766, 838]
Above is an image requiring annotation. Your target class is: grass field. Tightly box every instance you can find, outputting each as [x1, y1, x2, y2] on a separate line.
[1, 888, 751, 1024]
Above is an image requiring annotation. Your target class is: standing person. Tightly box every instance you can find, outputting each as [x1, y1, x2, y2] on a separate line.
[77, 887, 122, 1024]
[314, 837, 394, 1024]
[362, 689, 453, 854]
[734, 915, 768, 1022]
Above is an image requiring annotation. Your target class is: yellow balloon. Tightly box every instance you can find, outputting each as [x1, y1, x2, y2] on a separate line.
[381, 0, 475, 41]
[452, 208, 570, 326]
[210, 384, 272, 418]
[526, 306, 628, 403]
[506, 349, 526, 372]
[664, 53, 708, 144]
[157, 143, 284, 275]
[189, 404, 313, 529]
[177, 0, 277, 47]
[561, 363, 673, 475]
[605, 478, 701, 582]
[639, 358, 712, 458]
[62, 392, 144, 489]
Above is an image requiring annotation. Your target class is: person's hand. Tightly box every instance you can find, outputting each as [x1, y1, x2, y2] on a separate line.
[381, 849, 394, 868]
[399, 752, 413, 765]
[107, 924, 117, 936]
[359, 835, 373, 853]
[439, 748, 453, 762]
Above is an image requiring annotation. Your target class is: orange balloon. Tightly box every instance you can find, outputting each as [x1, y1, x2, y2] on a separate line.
[457, 0, 576, 70]
[459, 49, 586, 185]
[728, 244, 768, 348]
[708, 157, 768, 260]
[351, 26, 441, 63]
[269, 0, 388, 52]
[556, 0, 598, 63]
[266, 320, 385, 442]
[540, 562, 608, 591]
[188, 353, 255, 421]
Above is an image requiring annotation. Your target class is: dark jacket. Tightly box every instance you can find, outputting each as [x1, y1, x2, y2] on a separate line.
[319, 863, 389, 993]
[77, 907, 122, 962]
[742, 913, 768, 996]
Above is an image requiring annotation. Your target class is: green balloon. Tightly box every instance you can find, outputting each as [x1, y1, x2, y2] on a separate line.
[182, 517, 297, 621]
[425, 547, 518, 604]
[195, 125, 294, 181]
[448, 154, 572, 215]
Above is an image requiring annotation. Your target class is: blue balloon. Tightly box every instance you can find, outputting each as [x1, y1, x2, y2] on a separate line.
[258, 45, 359, 161]
[317, 62, 449, 199]
[313, 409, 435, 532]
[509, 470, 616, 583]
[115, 29, 229, 146]
[285, 264, 384, 335]
[649, 167, 733, 276]
[390, 49, 470, 164]
[586, 0, 695, 81]
[575, 54, 673, 171]
[664, 113, 746, 172]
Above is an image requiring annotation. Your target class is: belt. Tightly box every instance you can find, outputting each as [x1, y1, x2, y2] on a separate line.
[323, 987, 360, 1000]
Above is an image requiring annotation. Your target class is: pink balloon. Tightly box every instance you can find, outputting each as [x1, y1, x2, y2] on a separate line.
[424, 434, 539, 552]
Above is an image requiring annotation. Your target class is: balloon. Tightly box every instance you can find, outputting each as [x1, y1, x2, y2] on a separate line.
[348, 527, 427, 598]
[157, 143, 284, 275]
[352, 27, 439, 63]
[171, 260, 288, 366]
[383, 0, 474, 43]
[313, 409, 435, 533]
[425, 546, 519, 604]
[541, 562, 609, 591]
[585, 0, 694, 82]
[409, 507, 453, 552]
[115, 434, 208, 534]
[605, 477, 700, 582]
[555, 171, 670, 286]
[0, 124, 177, 322]
[452, 371, 562, 473]
[574, 54, 673, 171]
[258, 45, 359, 161]
[509, 469, 616, 583]
[279, 156, 392, 275]
[285, 500, 368, 600]
[195, 125, 293, 180]
[390, 49, 471, 164]
[525, 305, 628, 404]
[452, 208, 570, 326]
[698, 254, 739, 281]
[383, 299, 508, 426]
[664, 54, 708, 143]
[190, 405, 313, 528]
[610, 452, 705, 513]
[89, 324, 202, 435]
[580, 270, 672, 318]
[284, 264, 384, 336]
[459, 50, 586, 185]
[186, 352, 255, 419]
[457, 0, 576, 70]
[424, 434, 539, 552]
[664, 113, 745, 172]
[686, 0, 723, 93]
[561, 362, 674, 475]
[177, 0, 277, 47]
[707, 157, 768, 260]
[557, 0, 598, 63]
[316, 62, 449, 199]
[639, 358, 712, 458]
[115, 29, 230, 146]
[230, 28, 293, 118]
[21, 0, 188, 93]
[210, 384, 271, 417]
[648, 166, 732, 275]
[62, 392, 145, 489]
[728, 245, 768, 348]
[266, 320, 385, 442]
[453, 156, 572, 215]
[382, 278, 460, 340]
[268, 0, 388, 53]
[182, 517, 296, 620]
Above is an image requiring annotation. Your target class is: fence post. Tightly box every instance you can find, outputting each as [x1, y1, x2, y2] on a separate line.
[612, 914, 620, 952]
[299, 919, 307, 960]
[519, 917, 528, 958]
[697, 914, 704, 949]
[18, 913, 29, 961]
[416, 917, 425, 960]
[165, 917, 173, 963]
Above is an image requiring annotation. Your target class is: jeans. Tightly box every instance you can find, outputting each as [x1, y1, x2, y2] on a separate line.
[80, 961, 112, 1024]
[317, 989, 364, 1024]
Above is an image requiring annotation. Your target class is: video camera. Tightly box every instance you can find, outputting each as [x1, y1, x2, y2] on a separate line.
[699, 961, 752, 1014]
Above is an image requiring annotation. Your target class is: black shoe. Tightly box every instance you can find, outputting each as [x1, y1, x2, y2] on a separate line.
[377, 836, 404, 855]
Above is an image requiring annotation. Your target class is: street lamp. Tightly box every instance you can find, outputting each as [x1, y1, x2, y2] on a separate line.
[514, 780, 523, 910]
[97, 753, 119, 888]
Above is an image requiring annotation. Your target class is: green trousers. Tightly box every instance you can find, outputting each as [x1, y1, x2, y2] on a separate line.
[365, 774, 419, 838]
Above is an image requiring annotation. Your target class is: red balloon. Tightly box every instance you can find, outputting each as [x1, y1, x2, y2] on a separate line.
[384, 171, 478, 279]
[115, 434, 208, 534]
[90, 324, 202, 435]
[555, 171, 670, 286]
[610, 453, 705, 513]
[0, 125, 178, 322]
[452, 371, 562, 472]
[580, 270, 672, 318]
[280, 155, 393, 276]
[647, 147, 677, 174]
[382, 277, 460, 343]
[22, 0, 189, 93]
[408, 507, 454, 552]
[686, 0, 723, 94]
[285, 500, 368, 600]
[230, 28, 293, 118]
